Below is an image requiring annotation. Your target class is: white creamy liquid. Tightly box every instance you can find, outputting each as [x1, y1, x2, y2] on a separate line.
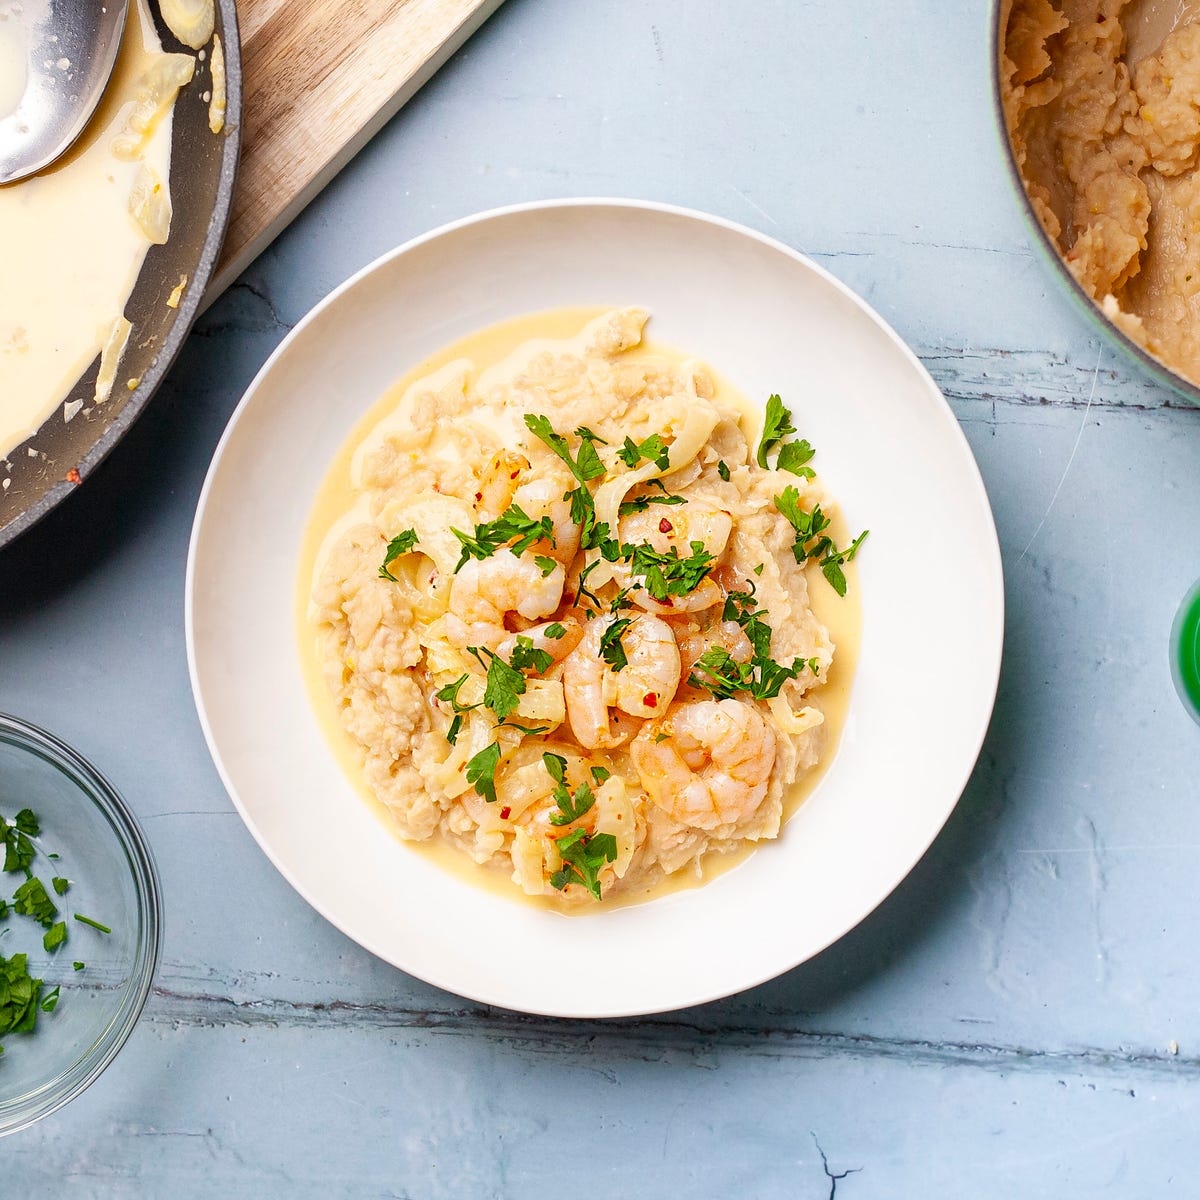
[0, 0, 185, 459]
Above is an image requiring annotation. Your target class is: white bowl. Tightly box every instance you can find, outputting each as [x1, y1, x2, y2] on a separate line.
[186, 199, 1004, 1018]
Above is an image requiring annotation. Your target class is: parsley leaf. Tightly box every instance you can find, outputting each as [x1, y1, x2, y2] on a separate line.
[51, 876, 69, 896]
[435, 674, 479, 746]
[774, 486, 867, 598]
[42, 921, 66, 953]
[628, 540, 716, 601]
[509, 636, 554, 675]
[435, 675, 477, 713]
[482, 652, 527, 723]
[12, 878, 57, 927]
[73, 914, 111, 934]
[541, 754, 597, 827]
[466, 743, 502, 804]
[756, 394, 796, 468]
[378, 528, 419, 581]
[2, 823, 34, 875]
[13, 810, 39, 836]
[499, 721, 551, 736]
[534, 554, 558, 578]
[544, 623, 567, 640]
[616, 434, 671, 472]
[618, 493, 686, 517]
[452, 504, 555, 571]
[598, 618, 633, 672]
[717, 460, 731, 481]
[550, 829, 618, 900]
[776, 439, 816, 479]
[524, 415, 607, 484]
[590, 766, 611, 785]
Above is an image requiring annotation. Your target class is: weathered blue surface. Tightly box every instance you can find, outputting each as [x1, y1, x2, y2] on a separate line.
[3, 0, 1200, 1194]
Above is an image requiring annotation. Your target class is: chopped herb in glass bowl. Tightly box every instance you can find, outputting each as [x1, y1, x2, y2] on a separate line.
[0, 715, 161, 1136]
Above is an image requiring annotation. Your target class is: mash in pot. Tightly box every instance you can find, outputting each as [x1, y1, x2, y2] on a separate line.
[1002, 0, 1200, 384]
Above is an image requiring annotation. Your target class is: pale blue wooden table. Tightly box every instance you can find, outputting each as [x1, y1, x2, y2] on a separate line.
[4, 1, 1200, 1194]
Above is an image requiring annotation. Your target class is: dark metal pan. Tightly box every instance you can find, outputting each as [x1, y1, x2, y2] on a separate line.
[0, 0, 241, 549]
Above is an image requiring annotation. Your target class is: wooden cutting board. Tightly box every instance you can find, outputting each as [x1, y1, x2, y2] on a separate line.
[208, 0, 504, 296]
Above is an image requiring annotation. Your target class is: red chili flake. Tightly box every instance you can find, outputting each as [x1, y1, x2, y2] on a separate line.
[500, 806, 512, 820]
[509, 470, 520, 480]
[474, 491, 483, 502]
[66, 468, 81, 485]
[659, 518, 673, 533]
[643, 692, 658, 708]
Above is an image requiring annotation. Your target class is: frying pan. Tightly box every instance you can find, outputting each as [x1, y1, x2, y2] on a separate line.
[0, 0, 241, 549]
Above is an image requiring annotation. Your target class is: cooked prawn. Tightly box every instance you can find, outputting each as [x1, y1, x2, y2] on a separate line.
[678, 620, 754, 677]
[563, 614, 681, 749]
[444, 554, 565, 649]
[497, 616, 584, 665]
[630, 698, 776, 830]
[511, 475, 581, 566]
[618, 499, 733, 559]
[609, 498, 733, 614]
[474, 449, 530, 520]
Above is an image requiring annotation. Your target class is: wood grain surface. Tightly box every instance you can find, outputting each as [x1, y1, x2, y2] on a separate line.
[209, 0, 503, 295]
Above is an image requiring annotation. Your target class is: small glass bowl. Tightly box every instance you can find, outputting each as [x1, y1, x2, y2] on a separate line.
[0, 715, 161, 1136]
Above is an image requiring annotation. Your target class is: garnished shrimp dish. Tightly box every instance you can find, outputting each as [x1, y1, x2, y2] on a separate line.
[303, 308, 866, 907]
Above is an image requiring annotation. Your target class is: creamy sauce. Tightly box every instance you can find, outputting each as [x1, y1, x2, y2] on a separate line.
[297, 308, 863, 912]
[0, 0, 188, 459]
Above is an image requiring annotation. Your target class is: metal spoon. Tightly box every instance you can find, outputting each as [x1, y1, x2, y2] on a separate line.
[0, 0, 128, 185]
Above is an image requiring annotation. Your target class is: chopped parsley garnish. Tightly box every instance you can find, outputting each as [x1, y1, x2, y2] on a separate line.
[774, 486, 868, 597]
[590, 766, 611, 785]
[524, 415, 607, 484]
[575, 559, 605, 613]
[434, 674, 480, 746]
[618, 493, 686, 516]
[542, 753, 597, 826]
[13, 878, 56, 926]
[0, 952, 44, 1047]
[508, 636, 554, 675]
[616, 433, 671, 471]
[499, 721, 551, 736]
[435, 675, 475, 711]
[378, 528, 419, 581]
[452, 504, 555, 570]
[533, 554, 558, 578]
[481, 651, 527, 723]
[687, 589, 816, 701]
[73, 914, 111, 935]
[777, 439, 816, 479]
[550, 829, 618, 901]
[544, 623, 567, 640]
[0, 805, 109, 1052]
[465, 743, 501, 805]
[628, 540, 716, 602]
[756, 394, 796, 468]
[598, 618, 633, 672]
[2, 809, 36, 875]
[717, 460, 731, 481]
